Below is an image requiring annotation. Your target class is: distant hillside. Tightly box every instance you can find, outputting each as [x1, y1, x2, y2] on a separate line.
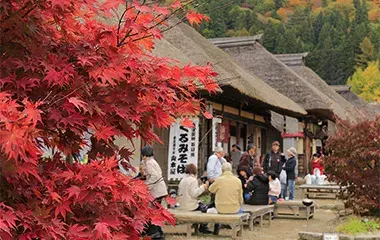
[192, 0, 380, 85]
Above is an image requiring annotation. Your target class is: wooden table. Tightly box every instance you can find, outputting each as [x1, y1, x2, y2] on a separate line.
[167, 209, 250, 239]
[299, 184, 347, 199]
[241, 204, 275, 231]
[274, 200, 315, 219]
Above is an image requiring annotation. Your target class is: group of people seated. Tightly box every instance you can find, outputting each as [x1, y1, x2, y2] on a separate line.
[176, 141, 298, 235]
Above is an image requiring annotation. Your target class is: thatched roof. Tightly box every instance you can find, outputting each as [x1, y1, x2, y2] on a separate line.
[331, 85, 378, 119]
[369, 102, 380, 116]
[275, 53, 309, 67]
[152, 20, 306, 117]
[212, 40, 342, 120]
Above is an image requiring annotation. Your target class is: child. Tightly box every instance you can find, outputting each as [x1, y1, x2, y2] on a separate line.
[267, 171, 281, 204]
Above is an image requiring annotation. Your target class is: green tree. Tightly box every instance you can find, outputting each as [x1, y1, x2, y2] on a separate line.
[314, 12, 324, 45]
[356, 37, 375, 69]
[275, 0, 283, 9]
[262, 20, 279, 52]
[369, 23, 380, 58]
[348, 61, 380, 102]
[275, 28, 300, 53]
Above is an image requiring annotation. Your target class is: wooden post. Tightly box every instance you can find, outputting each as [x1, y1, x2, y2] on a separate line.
[186, 223, 192, 238]
[249, 216, 254, 231]
[268, 212, 272, 225]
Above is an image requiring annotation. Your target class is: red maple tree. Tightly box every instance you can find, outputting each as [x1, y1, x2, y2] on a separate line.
[0, 0, 217, 239]
[324, 117, 380, 215]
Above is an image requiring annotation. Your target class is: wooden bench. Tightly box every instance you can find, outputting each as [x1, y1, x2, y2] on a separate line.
[167, 209, 249, 239]
[241, 204, 274, 231]
[274, 201, 315, 219]
[300, 184, 347, 199]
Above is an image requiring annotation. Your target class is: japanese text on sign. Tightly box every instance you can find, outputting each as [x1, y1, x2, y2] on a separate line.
[168, 118, 199, 180]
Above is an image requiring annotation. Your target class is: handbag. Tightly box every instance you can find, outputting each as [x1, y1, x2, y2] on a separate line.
[279, 166, 287, 184]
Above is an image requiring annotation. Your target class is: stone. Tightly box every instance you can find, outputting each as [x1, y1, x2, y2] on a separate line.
[298, 232, 323, 240]
[354, 235, 380, 240]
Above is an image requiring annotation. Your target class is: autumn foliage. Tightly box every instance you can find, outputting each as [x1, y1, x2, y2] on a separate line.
[0, 0, 216, 239]
[324, 117, 380, 215]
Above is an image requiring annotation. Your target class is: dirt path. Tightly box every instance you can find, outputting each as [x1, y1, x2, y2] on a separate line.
[165, 209, 339, 240]
[165, 188, 344, 240]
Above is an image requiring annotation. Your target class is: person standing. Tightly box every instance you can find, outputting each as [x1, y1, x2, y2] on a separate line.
[282, 147, 297, 200]
[231, 144, 242, 171]
[177, 164, 211, 234]
[245, 167, 269, 205]
[311, 153, 324, 175]
[238, 144, 259, 175]
[141, 146, 167, 239]
[207, 147, 227, 183]
[263, 141, 286, 176]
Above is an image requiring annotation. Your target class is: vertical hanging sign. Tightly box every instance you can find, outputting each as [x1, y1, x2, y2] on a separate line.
[168, 118, 199, 180]
[212, 117, 222, 151]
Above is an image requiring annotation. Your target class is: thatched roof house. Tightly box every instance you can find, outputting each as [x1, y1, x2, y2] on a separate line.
[330, 85, 378, 119]
[211, 39, 347, 121]
[276, 53, 363, 121]
[152, 21, 306, 117]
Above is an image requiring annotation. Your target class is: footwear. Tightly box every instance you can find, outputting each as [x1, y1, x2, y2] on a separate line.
[150, 231, 165, 239]
[199, 227, 213, 234]
[220, 224, 231, 229]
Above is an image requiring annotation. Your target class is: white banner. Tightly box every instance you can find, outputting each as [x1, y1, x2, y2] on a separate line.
[167, 118, 199, 180]
[212, 117, 222, 151]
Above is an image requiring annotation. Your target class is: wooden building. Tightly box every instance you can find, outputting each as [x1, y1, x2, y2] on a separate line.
[145, 20, 307, 182]
[210, 37, 361, 176]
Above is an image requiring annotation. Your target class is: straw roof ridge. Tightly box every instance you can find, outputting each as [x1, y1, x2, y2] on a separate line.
[153, 19, 307, 117]
[330, 85, 377, 119]
[275, 52, 309, 67]
[287, 65, 363, 122]
[213, 41, 342, 120]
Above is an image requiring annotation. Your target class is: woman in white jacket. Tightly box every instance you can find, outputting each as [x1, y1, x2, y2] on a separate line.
[178, 163, 211, 234]
[141, 146, 167, 239]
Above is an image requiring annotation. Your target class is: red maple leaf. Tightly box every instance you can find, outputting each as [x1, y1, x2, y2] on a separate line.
[186, 11, 210, 26]
[170, 0, 182, 9]
[67, 224, 90, 238]
[55, 201, 73, 221]
[93, 222, 112, 239]
[50, 191, 62, 203]
[68, 97, 87, 112]
[180, 117, 194, 128]
[23, 100, 43, 127]
[65, 186, 81, 200]
[202, 111, 213, 119]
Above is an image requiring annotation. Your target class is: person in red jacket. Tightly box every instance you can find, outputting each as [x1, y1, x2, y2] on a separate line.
[311, 153, 324, 175]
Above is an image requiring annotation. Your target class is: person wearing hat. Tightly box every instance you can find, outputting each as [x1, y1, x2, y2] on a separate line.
[263, 141, 286, 176]
[141, 146, 167, 239]
[282, 147, 298, 200]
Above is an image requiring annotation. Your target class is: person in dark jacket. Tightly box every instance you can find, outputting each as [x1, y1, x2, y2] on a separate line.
[238, 144, 259, 175]
[283, 147, 297, 200]
[237, 165, 251, 201]
[263, 141, 286, 176]
[245, 167, 269, 205]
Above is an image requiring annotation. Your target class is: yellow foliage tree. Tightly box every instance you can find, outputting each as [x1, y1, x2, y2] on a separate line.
[347, 61, 380, 102]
